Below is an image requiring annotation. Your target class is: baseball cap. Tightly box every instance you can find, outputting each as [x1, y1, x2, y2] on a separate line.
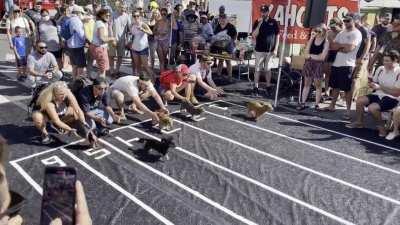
[260, 4, 269, 12]
[344, 12, 360, 21]
[72, 5, 85, 14]
[35, 0, 42, 5]
[219, 5, 225, 10]
[13, 5, 20, 11]
[139, 72, 151, 82]
[149, 1, 159, 9]
[176, 64, 190, 74]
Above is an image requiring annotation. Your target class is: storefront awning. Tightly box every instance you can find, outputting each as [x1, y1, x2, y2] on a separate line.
[360, 0, 400, 9]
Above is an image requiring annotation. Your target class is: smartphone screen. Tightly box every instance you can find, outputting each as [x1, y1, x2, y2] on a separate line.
[40, 167, 76, 225]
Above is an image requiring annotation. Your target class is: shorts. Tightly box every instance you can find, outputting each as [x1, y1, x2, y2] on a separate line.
[50, 50, 63, 59]
[255, 51, 274, 72]
[302, 58, 324, 80]
[156, 38, 170, 51]
[366, 94, 399, 111]
[329, 66, 354, 92]
[68, 47, 86, 68]
[16, 56, 27, 67]
[89, 45, 109, 72]
[131, 48, 149, 56]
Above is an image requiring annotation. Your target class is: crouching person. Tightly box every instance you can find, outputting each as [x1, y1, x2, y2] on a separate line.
[77, 77, 121, 136]
[109, 73, 164, 124]
[190, 55, 224, 102]
[32, 81, 97, 146]
[27, 41, 63, 87]
[160, 64, 196, 104]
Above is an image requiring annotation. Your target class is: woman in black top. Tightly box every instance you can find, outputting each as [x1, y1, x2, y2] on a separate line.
[297, 24, 329, 110]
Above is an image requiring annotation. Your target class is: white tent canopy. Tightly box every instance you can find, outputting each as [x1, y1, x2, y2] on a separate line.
[360, 0, 400, 9]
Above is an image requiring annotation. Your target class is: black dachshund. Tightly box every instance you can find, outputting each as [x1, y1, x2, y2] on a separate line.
[136, 136, 176, 161]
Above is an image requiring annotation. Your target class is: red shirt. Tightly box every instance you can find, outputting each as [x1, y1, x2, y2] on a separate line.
[160, 70, 186, 89]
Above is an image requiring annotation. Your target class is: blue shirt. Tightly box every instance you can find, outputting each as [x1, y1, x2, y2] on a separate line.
[12, 36, 27, 57]
[67, 15, 86, 48]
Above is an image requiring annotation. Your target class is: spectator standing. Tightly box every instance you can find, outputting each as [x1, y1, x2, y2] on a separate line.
[38, 9, 63, 69]
[182, 10, 201, 50]
[26, 41, 63, 87]
[369, 17, 400, 71]
[297, 24, 329, 110]
[170, 5, 184, 65]
[25, 0, 42, 25]
[182, 1, 197, 19]
[12, 27, 28, 82]
[324, 17, 343, 98]
[90, 9, 116, 78]
[154, 8, 171, 72]
[212, 5, 225, 30]
[129, 10, 154, 79]
[353, 13, 371, 99]
[323, 13, 362, 120]
[347, 50, 400, 138]
[214, 13, 237, 79]
[147, 9, 161, 69]
[372, 13, 392, 48]
[200, 14, 213, 43]
[6, 5, 32, 58]
[67, 6, 87, 79]
[82, 5, 96, 78]
[109, 4, 131, 76]
[251, 4, 279, 96]
[3, 0, 14, 19]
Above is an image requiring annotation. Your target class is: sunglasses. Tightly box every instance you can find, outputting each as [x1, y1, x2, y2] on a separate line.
[133, 15, 140, 18]
[38, 46, 47, 49]
[343, 19, 352, 23]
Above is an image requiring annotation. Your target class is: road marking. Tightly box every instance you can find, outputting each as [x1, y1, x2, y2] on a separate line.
[61, 149, 174, 225]
[0, 95, 10, 104]
[99, 138, 258, 225]
[10, 161, 43, 195]
[126, 126, 356, 225]
[209, 104, 228, 111]
[172, 117, 400, 206]
[220, 100, 400, 155]
[115, 136, 134, 147]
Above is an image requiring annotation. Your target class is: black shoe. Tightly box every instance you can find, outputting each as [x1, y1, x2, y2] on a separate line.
[17, 76, 26, 82]
[41, 135, 52, 145]
[98, 127, 110, 136]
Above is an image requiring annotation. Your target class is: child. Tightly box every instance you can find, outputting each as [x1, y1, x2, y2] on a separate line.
[12, 26, 27, 82]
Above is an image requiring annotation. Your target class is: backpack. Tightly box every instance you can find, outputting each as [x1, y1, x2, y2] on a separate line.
[60, 17, 73, 40]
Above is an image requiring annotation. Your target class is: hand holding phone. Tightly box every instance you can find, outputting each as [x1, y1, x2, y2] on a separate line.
[40, 167, 77, 225]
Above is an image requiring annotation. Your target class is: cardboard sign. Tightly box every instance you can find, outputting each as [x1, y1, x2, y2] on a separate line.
[252, 0, 359, 44]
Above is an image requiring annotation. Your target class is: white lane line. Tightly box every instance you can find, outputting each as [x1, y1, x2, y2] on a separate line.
[99, 139, 258, 225]
[10, 119, 155, 163]
[172, 118, 400, 206]
[115, 136, 134, 147]
[127, 126, 356, 225]
[205, 110, 400, 176]
[127, 137, 140, 142]
[209, 104, 228, 111]
[0, 95, 10, 104]
[61, 148, 174, 225]
[10, 161, 43, 195]
[220, 100, 400, 155]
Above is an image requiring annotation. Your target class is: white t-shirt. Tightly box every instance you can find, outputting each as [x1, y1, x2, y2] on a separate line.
[131, 24, 148, 51]
[111, 76, 155, 97]
[92, 20, 108, 48]
[332, 29, 362, 67]
[6, 17, 30, 36]
[372, 65, 400, 99]
[189, 61, 212, 82]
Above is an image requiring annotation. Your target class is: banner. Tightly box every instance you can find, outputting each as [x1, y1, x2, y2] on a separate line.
[252, 0, 359, 44]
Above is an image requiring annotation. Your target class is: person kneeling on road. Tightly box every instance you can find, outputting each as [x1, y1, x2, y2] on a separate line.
[189, 55, 224, 102]
[159, 64, 197, 104]
[77, 77, 121, 136]
[27, 41, 63, 87]
[109, 73, 165, 124]
[32, 81, 97, 146]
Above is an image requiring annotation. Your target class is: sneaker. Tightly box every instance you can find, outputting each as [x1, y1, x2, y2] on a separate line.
[17, 76, 25, 82]
[41, 135, 52, 145]
[190, 95, 199, 105]
[98, 127, 110, 137]
[386, 131, 399, 141]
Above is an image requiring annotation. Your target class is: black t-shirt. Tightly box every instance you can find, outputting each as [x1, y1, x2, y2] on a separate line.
[253, 18, 280, 52]
[214, 23, 237, 40]
[78, 85, 109, 113]
[356, 25, 370, 59]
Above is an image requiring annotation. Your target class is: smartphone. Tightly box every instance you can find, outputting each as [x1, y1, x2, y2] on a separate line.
[40, 167, 77, 225]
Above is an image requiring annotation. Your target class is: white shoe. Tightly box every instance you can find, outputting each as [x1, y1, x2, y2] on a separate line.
[386, 132, 399, 141]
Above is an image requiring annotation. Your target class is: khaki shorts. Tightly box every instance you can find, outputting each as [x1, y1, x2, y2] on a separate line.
[255, 51, 274, 72]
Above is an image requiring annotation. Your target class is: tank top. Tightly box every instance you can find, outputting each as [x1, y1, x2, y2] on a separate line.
[309, 38, 325, 55]
[51, 99, 69, 117]
[131, 24, 149, 51]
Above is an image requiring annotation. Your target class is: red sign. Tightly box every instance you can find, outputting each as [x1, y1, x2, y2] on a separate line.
[252, 0, 359, 44]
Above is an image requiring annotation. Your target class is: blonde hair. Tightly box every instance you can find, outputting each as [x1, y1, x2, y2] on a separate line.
[36, 81, 69, 111]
